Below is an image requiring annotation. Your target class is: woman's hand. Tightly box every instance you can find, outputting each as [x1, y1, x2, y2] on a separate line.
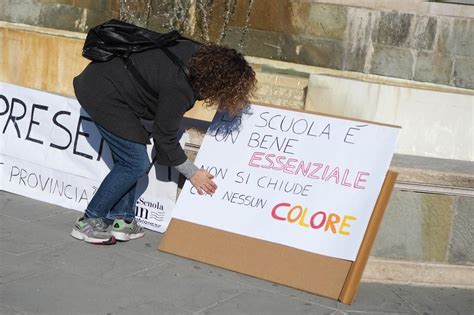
[190, 169, 218, 195]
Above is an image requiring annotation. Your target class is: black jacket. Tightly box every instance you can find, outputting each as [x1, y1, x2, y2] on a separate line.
[73, 40, 200, 166]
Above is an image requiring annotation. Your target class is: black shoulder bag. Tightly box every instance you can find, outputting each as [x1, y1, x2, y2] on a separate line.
[82, 19, 193, 114]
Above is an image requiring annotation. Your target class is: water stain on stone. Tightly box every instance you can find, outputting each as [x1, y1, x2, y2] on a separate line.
[421, 194, 453, 262]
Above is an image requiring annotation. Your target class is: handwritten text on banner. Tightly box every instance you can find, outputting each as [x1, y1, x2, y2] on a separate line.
[172, 105, 400, 261]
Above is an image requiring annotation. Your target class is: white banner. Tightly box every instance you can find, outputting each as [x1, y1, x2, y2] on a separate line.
[172, 105, 400, 261]
[0, 82, 180, 233]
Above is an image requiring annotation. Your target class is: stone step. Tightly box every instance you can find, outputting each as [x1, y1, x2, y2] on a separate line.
[254, 83, 306, 102]
[391, 154, 474, 191]
[255, 71, 309, 90]
[363, 257, 474, 288]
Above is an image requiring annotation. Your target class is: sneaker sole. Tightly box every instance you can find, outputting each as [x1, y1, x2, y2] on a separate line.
[111, 231, 145, 242]
[71, 229, 116, 245]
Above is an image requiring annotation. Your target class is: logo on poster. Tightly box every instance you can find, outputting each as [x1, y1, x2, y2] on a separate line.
[135, 206, 149, 219]
[135, 197, 165, 222]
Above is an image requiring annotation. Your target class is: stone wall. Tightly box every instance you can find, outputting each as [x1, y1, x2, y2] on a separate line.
[373, 190, 474, 265]
[1, 0, 473, 89]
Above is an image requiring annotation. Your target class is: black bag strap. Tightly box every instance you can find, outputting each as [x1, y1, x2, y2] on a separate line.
[161, 46, 193, 88]
[119, 46, 192, 114]
[120, 56, 161, 101]
[135, 28, 193, 87]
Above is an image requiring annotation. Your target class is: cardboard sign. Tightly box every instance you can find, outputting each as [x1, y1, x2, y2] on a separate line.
[170, 104, 400, 261]
[0, 82, 179, 232]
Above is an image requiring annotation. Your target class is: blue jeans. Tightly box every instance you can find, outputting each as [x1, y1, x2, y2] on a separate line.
[85, 125, 149, 221]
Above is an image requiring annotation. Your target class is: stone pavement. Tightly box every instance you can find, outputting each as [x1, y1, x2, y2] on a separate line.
[1, 191, 472, 315]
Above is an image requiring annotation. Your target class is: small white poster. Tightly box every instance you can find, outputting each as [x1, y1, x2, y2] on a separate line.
[0, 82, 180, 233]
[171, 104, 400, 261]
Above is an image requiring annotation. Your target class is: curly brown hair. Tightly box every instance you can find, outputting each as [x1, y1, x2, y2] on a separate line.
[189, 44, 257, 116]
